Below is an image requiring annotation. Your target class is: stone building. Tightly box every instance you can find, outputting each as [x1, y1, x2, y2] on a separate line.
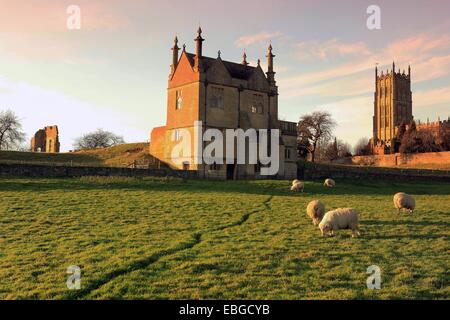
[150, 28, 298, 179]
[416, 118, 450, 138]
[371, 63, 449, 154]
[31, 125, 60, 153]
[371, 62, 413, 154]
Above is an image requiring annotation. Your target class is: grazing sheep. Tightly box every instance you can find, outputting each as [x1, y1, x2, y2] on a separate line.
[306, 200, 326, 225]
[393, 192, 416, 213]
[290, 181, 304, 192]
[323, 178, 335, 188]
[319, 208, 360, 237]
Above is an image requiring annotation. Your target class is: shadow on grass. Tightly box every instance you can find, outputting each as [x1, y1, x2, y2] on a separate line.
[0, 177, 449, 197]
[363, 219, 450, 228]
[363, 233, 447, 240]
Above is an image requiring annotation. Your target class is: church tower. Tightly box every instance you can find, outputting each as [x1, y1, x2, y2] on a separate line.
[372, 62, 413, 152]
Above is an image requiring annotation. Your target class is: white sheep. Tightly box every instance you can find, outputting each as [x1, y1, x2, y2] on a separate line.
[323, 178, 335, 188]
[292, 179, 300, 186]
[319, 208, 360, 237]
[393, 192, 416, 213]
[290, 181, 304, 192]
[306, 200, 326, 225]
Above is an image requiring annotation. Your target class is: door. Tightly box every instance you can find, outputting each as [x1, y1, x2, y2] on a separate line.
[226, 164, 235, 180]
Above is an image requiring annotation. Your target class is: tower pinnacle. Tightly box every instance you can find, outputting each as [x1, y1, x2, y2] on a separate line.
[242, 51, 249, 66]
[266, 44, 276, 86]
[194, 26, 205, 71]
[170, 35, 180, 74]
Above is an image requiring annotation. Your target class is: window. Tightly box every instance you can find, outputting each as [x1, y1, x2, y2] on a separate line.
[250, 94, 264, 114]
[210, 164, 221, 170]
[285, 148, 291, 160]
[174, 129, 181, 141]
[175, 90, 183, 110]
[210, 87, 224, 109]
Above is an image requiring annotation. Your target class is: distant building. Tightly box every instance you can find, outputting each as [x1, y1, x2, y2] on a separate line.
[149, 28, 297, 179]
[371, 62, 413, 154]
[370, 63, 449, 154]
[416, 118, 450, 138]
[31, 125, 60, 153]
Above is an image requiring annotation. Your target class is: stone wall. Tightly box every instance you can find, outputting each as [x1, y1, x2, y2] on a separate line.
[2, 162, 449, 182]
[352, 151, 450, 167]
[0, 163, 199, 179]
[298, 161, 449, 182]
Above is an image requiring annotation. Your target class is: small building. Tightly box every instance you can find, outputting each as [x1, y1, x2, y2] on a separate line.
[31, 125, 60, 153]
[149, 28, 297, 179]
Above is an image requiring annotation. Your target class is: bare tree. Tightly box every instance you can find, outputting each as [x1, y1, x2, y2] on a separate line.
[324, 137, 339, 161]
[297, 111, 336, 162]
[324, 138, 352, 161]
[74, 129, 125, 150]
[0, 110, 26, 151]
[337, 140, 352, 158]
[354, 137, 372, 156]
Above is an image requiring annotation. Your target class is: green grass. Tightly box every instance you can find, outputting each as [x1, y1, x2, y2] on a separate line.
[0, 143, 158, 168]
[0, 177, 448, 299]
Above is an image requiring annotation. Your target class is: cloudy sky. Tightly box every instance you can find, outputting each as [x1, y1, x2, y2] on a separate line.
[0, 0, 449, 151]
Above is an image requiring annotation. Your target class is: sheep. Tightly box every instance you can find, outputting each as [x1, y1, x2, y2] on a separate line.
[319, 208, 360, 237]
[393, 192, 416, 213]
[292, 179, 300, 186]
[290, 180, 304, 192]
[306, 200, 326, 225]
[323, 178, 335, 188]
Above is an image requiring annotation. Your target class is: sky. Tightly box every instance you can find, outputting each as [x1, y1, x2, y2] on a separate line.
[0, 0, 449, 151]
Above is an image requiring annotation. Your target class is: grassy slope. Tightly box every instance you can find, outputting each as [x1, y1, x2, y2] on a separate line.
[0, 143, 154, 167]
[0, 177, 448, 299]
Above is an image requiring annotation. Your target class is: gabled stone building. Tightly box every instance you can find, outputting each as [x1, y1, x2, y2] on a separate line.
[31, 125, 60, 153]
[150, 28, 297, 179]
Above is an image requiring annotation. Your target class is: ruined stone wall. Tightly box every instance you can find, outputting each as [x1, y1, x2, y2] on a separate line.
[31, 129, 46, 152]
[31, 126, 60, 153]
[44, 126, 60, 153]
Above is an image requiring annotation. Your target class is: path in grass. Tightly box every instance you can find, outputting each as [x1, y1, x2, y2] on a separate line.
[84, 180, 450, 299]
[0, 177, 448, 299]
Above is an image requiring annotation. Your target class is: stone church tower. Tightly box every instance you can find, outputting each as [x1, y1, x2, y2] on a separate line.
[372, 62, 413, 154]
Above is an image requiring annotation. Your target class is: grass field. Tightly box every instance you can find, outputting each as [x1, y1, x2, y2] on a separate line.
[0, 143, 157, 168]
[0, 177, 448, 299]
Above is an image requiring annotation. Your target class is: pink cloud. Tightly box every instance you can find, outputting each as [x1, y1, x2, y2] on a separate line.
[235, 31, 283, 48]
[279, 32, 450, 98]
[296, 39, 371, 61]
[0, 0, 132, 33]
[414, 86, 450, 108]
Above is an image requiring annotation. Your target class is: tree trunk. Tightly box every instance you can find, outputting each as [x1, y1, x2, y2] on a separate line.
[311, 143, 316, 162]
